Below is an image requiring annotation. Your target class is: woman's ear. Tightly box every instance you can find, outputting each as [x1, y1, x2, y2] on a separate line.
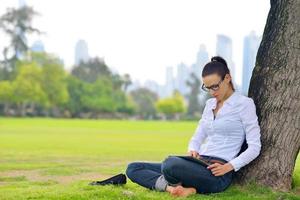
[224, 74, 231, 83]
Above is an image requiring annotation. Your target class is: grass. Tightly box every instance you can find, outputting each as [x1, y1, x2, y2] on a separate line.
[0, 118, 299, 200]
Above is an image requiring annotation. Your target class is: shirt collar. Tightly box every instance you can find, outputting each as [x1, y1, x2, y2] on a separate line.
[210, 91, 238, 109]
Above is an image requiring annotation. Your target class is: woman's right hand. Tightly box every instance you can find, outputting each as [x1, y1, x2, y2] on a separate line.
[188, 150, 200, 158]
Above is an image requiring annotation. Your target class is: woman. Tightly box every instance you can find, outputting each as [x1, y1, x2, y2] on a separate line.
[126, 56, 261, 197]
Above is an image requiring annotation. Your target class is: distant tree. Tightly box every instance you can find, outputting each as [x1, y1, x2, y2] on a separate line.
[80, 78, 117, 113]
[122, 73, 132, 92]
[156, 91, 186, 120]
[71, 57, 112, 83]
[117, 94, 137, 115]
[70, 57, 135, 117]
[34, 52, 69, 116]
[113, 89, 136, 115]
[0, 6, 40, 72]
[0, 81, 13, 115]
[65, 76, 115, 115]
[12, 62, 48, 116]
[34, 53, 69, 106]
[186, 73, 201, 118]
[130, 88, 158, 119]
[111, 73, 124, 90]
[65, 75, 134, 117]
[71, 57, 130, 92]
[0, 66, 11, 81]
[65, 76, 84, 116]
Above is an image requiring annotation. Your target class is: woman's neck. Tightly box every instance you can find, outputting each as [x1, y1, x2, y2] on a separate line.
[218, 89, 234, 104]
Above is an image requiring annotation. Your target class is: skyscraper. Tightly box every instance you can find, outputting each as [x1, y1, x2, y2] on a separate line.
[74, 39, 89, 65]
[175, 62, 190, 96]
[216, 34, 236, 85]
[165, 66, 175, 97]
[18, 0, 26, 8]
[242, 31, 261, 95]
[191, 44, 209, 78]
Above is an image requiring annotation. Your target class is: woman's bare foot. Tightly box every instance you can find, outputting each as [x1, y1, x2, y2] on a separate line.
[166, 185, 176, 194]
[170, 185, 196, 197]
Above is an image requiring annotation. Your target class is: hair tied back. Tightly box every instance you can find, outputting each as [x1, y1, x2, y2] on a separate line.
[211, 56, 228, 67]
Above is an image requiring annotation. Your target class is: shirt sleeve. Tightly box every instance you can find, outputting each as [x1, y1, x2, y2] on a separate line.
[187, 101, 209, 152]
[229, 98, 262, 171]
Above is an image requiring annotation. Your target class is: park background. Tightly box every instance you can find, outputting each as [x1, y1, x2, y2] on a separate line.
[0, 0, 299, 199]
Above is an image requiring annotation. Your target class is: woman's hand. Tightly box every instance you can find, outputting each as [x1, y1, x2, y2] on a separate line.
[188, 150, 200, 158]
[207, 163, 234, 176]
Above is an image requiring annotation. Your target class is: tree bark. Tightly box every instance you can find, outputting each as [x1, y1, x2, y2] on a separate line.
[235, 0, 300, 191]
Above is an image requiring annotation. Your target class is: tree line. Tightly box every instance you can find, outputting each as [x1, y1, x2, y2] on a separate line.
[0, 5, 207, 120]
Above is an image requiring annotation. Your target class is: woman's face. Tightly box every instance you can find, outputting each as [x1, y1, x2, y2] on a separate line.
[202, 73, 232, 102]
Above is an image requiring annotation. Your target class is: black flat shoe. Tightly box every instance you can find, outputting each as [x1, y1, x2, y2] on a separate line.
[89, 173, 127, 186]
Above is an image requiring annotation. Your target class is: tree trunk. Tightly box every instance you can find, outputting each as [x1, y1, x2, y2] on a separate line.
[3, 103, 10, 116]
[17, 103, 27, 117]
[235, 0, 300, 191]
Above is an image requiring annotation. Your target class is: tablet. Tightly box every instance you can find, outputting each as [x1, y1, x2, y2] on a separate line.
[170, 155, 210, 167]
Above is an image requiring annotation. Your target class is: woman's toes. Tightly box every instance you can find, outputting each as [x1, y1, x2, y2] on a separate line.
[171, 185, 184, 196]
[173, 186, 196, 197]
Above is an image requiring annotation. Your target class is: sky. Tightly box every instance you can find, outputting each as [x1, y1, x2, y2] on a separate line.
[0, 0, 270, 85]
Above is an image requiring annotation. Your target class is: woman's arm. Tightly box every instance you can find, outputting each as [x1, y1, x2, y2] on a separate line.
[188, 121, 208, 152]
[228, 98, 262, 172]
[187, 101, 210, 153]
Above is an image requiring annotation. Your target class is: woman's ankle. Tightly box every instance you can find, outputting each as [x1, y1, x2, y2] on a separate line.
[166, 185, 175, 193]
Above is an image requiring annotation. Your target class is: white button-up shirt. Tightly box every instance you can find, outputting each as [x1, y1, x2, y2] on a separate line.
[188, 92, 261, 171]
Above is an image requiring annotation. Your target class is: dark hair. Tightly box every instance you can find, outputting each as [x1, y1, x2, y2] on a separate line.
[202, 56, 235, 91]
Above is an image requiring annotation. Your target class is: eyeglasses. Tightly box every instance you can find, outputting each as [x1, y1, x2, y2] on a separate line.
[201, 79, 223, 92]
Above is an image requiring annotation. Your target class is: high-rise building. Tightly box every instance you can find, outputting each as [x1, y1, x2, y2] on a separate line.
[192, 44, 209, 77]
[165, 66, 174, 97]
[216, 34, 236, 85]
[74, 39, 89, 65]
[175, 62, 190, 96]
[18, 0, 26, 8]
[242, 31, 261, 95]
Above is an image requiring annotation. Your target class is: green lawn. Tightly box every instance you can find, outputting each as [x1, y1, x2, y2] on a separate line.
[0, 118, 299, 200]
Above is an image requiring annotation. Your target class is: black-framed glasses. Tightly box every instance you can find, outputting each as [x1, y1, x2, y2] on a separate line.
[201, 79, 224, 92]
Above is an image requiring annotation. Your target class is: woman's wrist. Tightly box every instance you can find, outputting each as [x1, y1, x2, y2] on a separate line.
[225, 163, 234, 172]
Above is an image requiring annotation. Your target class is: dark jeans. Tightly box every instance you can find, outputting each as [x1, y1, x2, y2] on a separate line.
[126, 155, 233, 194]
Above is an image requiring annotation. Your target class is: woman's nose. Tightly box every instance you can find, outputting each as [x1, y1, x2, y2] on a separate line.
[209, 90, 216, 95]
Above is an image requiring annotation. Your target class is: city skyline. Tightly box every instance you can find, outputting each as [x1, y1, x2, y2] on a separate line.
[129, 31, 261, 99]
[0, 0, 270, 85]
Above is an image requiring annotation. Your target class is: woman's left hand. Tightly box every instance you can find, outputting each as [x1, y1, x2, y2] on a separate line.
[207, 163, 234, 176]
